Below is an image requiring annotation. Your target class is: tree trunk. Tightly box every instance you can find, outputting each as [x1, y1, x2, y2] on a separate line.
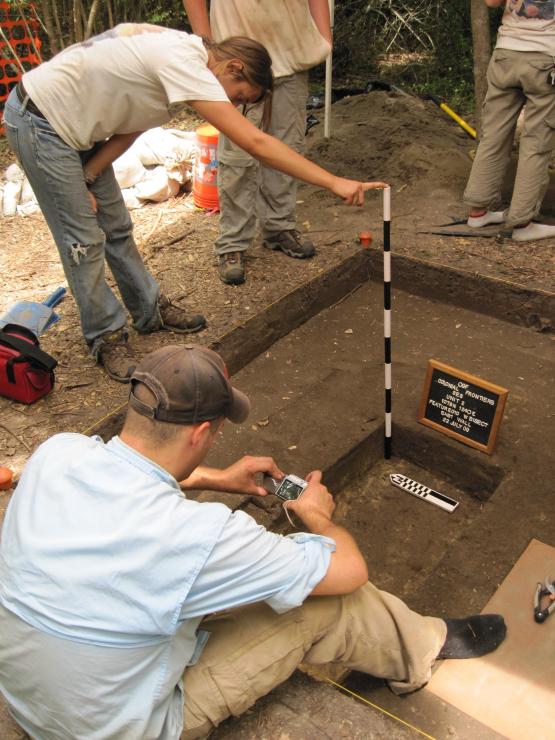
[107, 0, 114, 29]
[39, 0, 60, 56]
[51, 0, 65, 49]
[73, 0, 83, 43]
[471, 0, 492, 130]
[84, 0, 101, 39]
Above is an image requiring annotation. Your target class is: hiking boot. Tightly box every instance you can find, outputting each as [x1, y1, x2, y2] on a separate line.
[218, 251, 246, 285]
[158, 294, 206, 334]
[96, 330, 136, 383]
[263, 230, 315, 258]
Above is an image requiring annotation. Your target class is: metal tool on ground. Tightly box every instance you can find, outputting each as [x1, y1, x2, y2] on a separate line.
[383, 186, 392, 459]
[307, 79, 411, 110]
[534, 576, 555, 623]
[390, 473, 459, 513]
[305, 114, 319, 135]
[0, 286, 67, 337]
[424, 94, 477, 139]
[423, 215, 510, 238]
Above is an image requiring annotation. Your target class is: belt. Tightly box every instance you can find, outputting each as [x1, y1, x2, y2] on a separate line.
[16, 81, 46, 119]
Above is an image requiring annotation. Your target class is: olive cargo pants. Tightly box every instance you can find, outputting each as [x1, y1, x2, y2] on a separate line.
[215, 72, 309, 256]
[182, 582, 446, 738]
[464, 48, 555, 227]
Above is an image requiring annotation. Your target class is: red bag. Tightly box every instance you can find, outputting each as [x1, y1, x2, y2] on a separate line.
[0, 324, 57, 404]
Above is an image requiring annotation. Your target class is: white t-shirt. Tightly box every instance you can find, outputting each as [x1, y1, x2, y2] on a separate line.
[497, 0, 555, 54]
[210, 0, 331, 78]
[22, 24, 229, 150]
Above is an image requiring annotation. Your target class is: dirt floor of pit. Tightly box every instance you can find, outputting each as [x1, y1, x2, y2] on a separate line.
[0, 90, 554, 739]
[182, 279, 553, 740]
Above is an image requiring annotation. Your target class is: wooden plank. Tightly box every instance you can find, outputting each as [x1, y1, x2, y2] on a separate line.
[427, 539, 555, 740]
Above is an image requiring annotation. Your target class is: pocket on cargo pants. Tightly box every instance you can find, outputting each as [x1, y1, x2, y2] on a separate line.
[182, 604, 307, 737]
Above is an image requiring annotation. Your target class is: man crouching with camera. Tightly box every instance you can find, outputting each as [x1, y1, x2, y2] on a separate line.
[0, 344, 506, 739]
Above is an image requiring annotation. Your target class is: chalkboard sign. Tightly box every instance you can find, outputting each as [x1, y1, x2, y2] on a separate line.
[417, 360, 508, 454]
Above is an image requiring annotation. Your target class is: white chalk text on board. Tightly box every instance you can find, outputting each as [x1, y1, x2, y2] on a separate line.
[417, 360, 508, 455]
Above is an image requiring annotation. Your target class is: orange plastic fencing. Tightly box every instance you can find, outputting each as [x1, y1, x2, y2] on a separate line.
[0, 1, 42, 134]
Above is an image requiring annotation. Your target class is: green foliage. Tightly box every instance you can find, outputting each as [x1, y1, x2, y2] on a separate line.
[318, 0, 504, 115]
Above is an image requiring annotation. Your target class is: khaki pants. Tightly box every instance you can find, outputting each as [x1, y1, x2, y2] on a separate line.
[215, 72, 309, 255]
[464, 48, 555, 227]
[182, 582, 446, 738]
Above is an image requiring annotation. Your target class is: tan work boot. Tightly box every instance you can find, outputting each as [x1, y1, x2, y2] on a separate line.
[218, 251, 246, 285]
[263, 229, 315, 258]
[96, 330, 136, 383]
[158, 294, 206, 334]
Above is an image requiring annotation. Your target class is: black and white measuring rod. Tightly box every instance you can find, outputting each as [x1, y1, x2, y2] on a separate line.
[389, 473, 459, 513]
[383, 186, 392, 459]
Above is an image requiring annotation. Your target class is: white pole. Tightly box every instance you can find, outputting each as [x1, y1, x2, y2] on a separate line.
[324, 0, 335, 139]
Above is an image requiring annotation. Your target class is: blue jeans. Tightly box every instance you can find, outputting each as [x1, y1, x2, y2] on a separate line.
[3, 89, 161, 352]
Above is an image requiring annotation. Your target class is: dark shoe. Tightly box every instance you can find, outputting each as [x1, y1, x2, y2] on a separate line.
[158, 294, 206, 334]
[96, 330, 135, 383]
[218, 251, 245, 285]
[437, 614, 507, 660]
[263, 229, 315, 258]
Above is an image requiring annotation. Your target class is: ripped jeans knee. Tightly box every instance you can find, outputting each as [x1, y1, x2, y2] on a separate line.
[70, 241, 90, 265]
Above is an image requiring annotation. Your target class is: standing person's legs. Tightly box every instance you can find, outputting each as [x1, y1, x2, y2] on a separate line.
[464, 49, 525, 225]
[506, 52, 555, 240]
[2, 91, 128, 346]
[260, 72, 315, 258]
[182, 583, 447, 738]
[89, 164, 160, 337]
[215, 106, 262, 285]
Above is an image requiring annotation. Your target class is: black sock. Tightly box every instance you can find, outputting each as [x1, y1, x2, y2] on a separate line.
[437, 614, 506, 660]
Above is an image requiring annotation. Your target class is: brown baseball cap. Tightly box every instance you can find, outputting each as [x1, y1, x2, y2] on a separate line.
[128, 344, 250, 424]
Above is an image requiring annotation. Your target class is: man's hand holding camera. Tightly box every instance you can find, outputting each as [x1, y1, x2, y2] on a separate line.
[284, 470, 336, 532]
[180, 455, 284, 497]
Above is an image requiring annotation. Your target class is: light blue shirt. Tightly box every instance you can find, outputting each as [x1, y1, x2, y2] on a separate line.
[0, 433, 334, 739]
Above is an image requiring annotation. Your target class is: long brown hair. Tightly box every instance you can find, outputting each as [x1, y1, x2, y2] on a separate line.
[204, 36, 274, 129]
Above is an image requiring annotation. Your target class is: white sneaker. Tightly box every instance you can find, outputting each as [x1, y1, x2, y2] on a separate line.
[467, 210, 506, 228]
[511, 223, 555, 242]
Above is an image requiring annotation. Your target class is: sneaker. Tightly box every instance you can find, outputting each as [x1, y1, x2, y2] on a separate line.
[263, 230, 315, 258]
[96, 330, 136, 383]
[218, 251, 246, 285]
[467, 210, 505, 228]
[158, 294, 206, 334]
[511, 222, 555, 242]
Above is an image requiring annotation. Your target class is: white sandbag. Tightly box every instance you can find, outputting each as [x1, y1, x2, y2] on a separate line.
[19, 177, 36, 205]
[165, 130, 197, 163]
[4, 162, 24, 183]
[17, 200, 41, 216]
[113, 150, 147, 189]
[121, 188, 145, 210]
[134, 166, 179, 202]
[165, 160, 193, 186]
[131, 128, 198, 167]
[2, 179, 22, 217]
[131, 128, 175, 166]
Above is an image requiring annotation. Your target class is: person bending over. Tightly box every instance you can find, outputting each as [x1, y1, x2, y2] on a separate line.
[0, 345, 506, 739]
[4, 24, 386, 381]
